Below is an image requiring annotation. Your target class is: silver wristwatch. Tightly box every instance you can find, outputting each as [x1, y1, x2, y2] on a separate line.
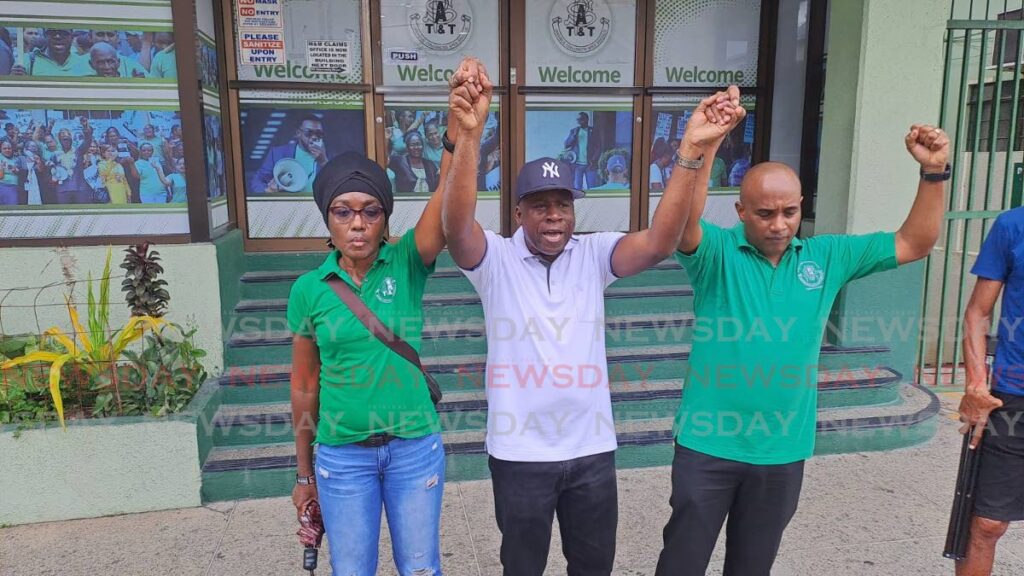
[296, 474, 316, 485]
[675, 154, 705, 170]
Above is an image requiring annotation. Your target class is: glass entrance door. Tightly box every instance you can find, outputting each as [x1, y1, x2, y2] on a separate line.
[222, 0, 775, 250]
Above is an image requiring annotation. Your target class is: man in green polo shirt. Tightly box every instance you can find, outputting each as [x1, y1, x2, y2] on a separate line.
[148, 32, 176, 79]
[11, 28, 92, 77]
[654, 86, 951, 576]
[88, 42, 148, 78]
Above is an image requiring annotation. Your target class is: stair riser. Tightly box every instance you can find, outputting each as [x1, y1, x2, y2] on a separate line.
[219, 356, 897, 399]
[212, 399, 679, 448]
[200, 415, 932, 502]
[226, 324, 700, 364]
[238, 267, 690, 300]
[227, 296, 697, 328]
[243, 252, 460, 272]
[209, 382, 902, 448]
[240, 274, 478, 300]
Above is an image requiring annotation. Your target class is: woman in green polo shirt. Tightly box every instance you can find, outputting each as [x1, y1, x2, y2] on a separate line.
[288, 115, 455, 574]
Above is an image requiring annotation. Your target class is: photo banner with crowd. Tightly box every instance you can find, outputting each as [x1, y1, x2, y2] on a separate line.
[0, 0, 189, 238]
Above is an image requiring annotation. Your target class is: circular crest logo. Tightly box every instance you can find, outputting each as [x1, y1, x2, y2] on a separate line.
[550, 0, 612, 56]
[376, 277, 398, 304]
[797, 261, 825, 290]
[409, 0, 473, 54]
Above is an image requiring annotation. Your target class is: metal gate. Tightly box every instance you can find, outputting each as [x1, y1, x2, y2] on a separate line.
[918, 1, 1024, 389]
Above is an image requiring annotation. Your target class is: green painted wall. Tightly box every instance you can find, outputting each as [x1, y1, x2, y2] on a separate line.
[0, 243, 224, 374]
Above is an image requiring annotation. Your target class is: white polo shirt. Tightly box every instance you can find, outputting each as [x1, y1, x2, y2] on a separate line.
[461, 228, 625, 462]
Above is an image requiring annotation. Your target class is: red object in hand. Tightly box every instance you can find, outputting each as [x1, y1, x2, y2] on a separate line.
[298, 500, 324, 548]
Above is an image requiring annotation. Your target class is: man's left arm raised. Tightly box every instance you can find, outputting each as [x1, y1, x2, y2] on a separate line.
[894, 124, 951, 265]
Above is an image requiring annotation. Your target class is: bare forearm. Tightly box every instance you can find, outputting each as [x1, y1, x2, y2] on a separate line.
[442, 126, 483, 259]
[649, 143, 703, 255]
[896, 179, 945, 263]
[414, 133, 453, 263]
[963, 305, 993, 390]
[291, 388, 318, 476]
[678, 142, 719, 252]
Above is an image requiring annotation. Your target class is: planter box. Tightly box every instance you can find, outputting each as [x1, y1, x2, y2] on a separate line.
[0, 379, 221, 526]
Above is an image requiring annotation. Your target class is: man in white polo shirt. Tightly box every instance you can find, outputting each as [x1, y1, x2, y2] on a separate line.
[442, 58, 745, 575]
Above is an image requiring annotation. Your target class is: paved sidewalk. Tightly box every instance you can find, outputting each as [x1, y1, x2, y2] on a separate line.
[5, 393, 1024, 575]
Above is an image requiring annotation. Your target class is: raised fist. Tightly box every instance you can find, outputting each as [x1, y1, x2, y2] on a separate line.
[448, 57, 492, 133]
[684, 85, 746, 150]
[905, 124, 949, 173]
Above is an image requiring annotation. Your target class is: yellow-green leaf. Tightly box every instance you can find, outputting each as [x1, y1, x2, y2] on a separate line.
[66, 297, 94, 354]
[47, 354, 71, 429]
[43, 327, 78, 355]
[1, 351, 62, 369]
[110, 316, 164, 357]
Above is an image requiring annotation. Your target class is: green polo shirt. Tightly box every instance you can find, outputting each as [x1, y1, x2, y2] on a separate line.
[674, 220, 898, 465]
[150, 46, 176, 79]
[287, 233, 439, 446]
[28, 50, 92, 76]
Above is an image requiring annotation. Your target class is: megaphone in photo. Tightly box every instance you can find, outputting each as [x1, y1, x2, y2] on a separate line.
[273, 158, 308, 193]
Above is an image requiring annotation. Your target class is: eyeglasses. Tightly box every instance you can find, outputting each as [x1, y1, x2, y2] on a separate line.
[329, 205, 384, 224]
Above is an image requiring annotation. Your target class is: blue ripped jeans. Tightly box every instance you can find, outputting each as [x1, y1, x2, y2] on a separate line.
[316, 433, 445, 576]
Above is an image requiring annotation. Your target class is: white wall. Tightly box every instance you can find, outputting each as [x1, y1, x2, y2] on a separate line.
[0, 243, 223, 374]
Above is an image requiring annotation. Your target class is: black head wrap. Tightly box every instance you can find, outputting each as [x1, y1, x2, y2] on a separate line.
[312, 152, 393, 224]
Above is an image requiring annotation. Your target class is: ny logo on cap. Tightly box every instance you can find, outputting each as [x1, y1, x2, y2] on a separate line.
[542, 161, 560, 179]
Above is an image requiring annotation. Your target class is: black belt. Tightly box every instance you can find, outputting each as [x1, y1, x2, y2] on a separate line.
[355, 433, 397, 448]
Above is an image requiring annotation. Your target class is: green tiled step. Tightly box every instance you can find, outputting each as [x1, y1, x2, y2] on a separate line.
[199, 383, 938, 502]
[243, 250, 458, 273]
[227, 293, 696, 329]
[206, 368, 903, 449]
[234, 283, 694, 315]
[238, 265, 689, 301]
[226, 312, 698, 363]
[240, 259, 681, 283]
[219, 344, 894, 395]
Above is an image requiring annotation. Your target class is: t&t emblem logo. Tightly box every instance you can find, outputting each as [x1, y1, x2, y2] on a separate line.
[409, 0, 473, 53]
[551, 0, 611, 55]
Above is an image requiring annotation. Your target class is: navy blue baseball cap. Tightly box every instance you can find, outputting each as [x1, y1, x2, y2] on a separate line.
[515, 157, 585, 202]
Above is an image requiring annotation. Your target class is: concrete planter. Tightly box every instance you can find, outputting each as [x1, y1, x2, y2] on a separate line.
[0, 379, 220, 526]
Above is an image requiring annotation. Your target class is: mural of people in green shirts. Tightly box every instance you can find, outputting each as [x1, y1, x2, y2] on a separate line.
[11, 28, 92, 76]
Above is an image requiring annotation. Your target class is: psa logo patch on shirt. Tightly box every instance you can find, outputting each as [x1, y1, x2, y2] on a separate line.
[376, 276, 397, 303]
[797, 261, 825, 290]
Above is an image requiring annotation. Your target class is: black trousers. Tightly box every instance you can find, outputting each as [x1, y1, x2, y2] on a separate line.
[655, 444, 804, 576]
[489, 450, 617, 576]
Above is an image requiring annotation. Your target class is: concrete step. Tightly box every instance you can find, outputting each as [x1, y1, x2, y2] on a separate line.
[227, 312, 698, 348]
[206, 367, 904, 448]
[226, 294, 697, 332]
[199, 383, 939, 502]
[234, 280, 694, 313]
[238, 259, 683, 285]
[218, 343, 895, 396]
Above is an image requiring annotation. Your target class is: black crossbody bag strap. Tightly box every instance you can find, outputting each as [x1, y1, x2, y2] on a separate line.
[325, 275, 442, 405]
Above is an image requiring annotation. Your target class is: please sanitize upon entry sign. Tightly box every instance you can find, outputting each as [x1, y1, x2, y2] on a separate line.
[239, 30, 285, 65]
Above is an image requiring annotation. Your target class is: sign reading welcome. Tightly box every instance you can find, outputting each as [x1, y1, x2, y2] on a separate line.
[654, 0, 761, 87]
[526, 0, 636, 87]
